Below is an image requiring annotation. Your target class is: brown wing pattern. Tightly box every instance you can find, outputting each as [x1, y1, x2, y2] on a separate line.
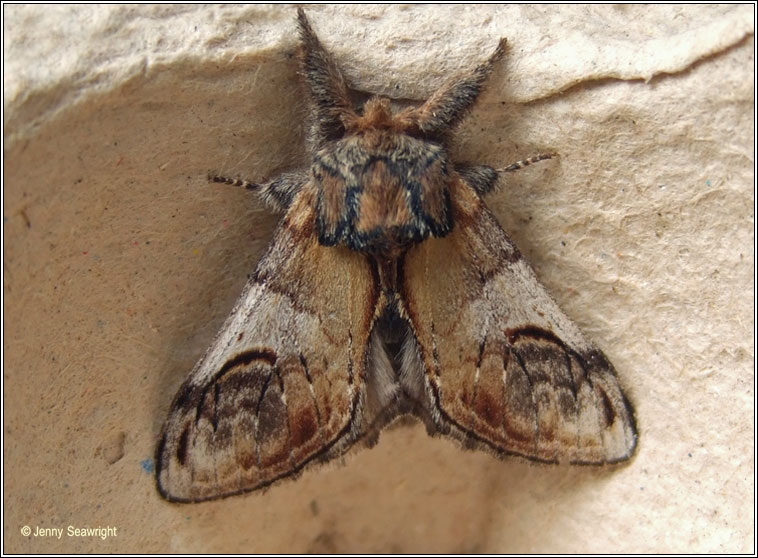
[157, 187, 378, 502]
[400, 176, 637, 464]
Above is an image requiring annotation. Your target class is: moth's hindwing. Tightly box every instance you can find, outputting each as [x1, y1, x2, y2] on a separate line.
[157, 187, 378, 502]
[400, 176, 637, 464]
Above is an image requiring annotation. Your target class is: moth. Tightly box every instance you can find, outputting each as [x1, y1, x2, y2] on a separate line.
[156, 9, 637, 502]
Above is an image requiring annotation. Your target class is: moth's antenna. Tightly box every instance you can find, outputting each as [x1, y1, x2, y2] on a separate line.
[414, 38, 507, 138]
[297, 8, 355, 146]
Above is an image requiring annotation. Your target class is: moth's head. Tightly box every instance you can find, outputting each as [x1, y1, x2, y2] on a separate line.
[297, 8, 504, 148]
[344, 96, 395, 132]
[297, 8, 504, 255]
[338, 96, 431, 139]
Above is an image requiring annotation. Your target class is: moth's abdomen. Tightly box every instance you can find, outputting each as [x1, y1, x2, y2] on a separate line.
[314, 133, 453, 256]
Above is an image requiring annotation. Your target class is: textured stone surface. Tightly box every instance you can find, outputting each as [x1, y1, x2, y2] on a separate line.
[4, 4, 754, 553]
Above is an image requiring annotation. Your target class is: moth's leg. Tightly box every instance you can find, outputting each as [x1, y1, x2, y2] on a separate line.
[457, 153, 556, 197]
[456, 165, 499, 197]
[496, 152, 557, 174]
[414, 38, 506, 137]
[209, 174, 258, 191]
[209, 170, 308, 212]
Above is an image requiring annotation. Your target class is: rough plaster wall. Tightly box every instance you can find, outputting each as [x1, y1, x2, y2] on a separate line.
[3, 4, 754, 553]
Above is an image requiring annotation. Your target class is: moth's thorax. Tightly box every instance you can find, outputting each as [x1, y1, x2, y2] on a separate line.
[313, 131, 453, 256]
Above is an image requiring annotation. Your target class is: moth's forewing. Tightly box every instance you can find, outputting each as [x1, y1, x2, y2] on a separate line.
[399, 176, 637, 464]
[157, 188, 378, 502]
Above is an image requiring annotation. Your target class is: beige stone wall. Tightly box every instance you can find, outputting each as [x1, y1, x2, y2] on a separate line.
[4, 4, 754, 552]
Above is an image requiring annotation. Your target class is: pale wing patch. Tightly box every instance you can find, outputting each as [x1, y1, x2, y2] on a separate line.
[157, 191, 378, 502]
[400, 177, 637, 464]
